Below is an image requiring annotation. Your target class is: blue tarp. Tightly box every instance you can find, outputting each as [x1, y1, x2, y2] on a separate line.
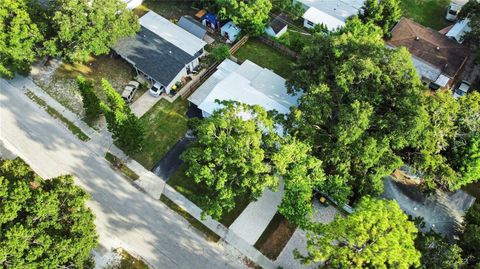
[201, 12, 219, 29]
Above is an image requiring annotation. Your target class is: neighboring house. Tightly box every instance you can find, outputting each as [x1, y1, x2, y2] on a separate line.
[123, 0, 142, 9]
[382, 176, 475, 240]
[113, 11, 206, 94]
[446, 19, 472, 44]
[178, 15, 208, 40]
[188, 59, 300, 133]
[295, 0, 365, 31]
[265, 13, 289, 38]
[221, 21, 242, 43]
[388, 18, 469, 89]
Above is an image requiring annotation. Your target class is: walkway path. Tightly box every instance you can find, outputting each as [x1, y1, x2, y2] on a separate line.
[2, 76, 277, 269]
[230, 182, 284, 245]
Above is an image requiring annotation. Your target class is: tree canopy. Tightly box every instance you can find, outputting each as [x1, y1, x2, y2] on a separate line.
[181, 102, 279, 219]
[0, 0, 42, 78]
[298, 197, 420, 268]
[460, 202, 480, 267]
[287, 18, 427, 203]
[0, 158, 97, 268]
[41, 0, 139, 62]
[458, 0, 480, 45]
[77, 76, 102, 121]
[359, 0, 401, 36]
[217, 0, 272, 36]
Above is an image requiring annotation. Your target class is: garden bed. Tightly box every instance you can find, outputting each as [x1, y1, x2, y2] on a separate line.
[105, 152, 139, 181]
[254, 213, 297, 260]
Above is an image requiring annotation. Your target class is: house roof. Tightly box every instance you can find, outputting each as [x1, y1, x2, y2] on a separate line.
[113, 26, 199, 86]
[297, 0, 364, 21]
[389, 17, 469, 78]
[140, 11, 206, 56]
[178, 15, 207, 39]
[269, 13, 289, 34]
[221, 21, 241, 36]
[446, 19, 471, 44]
[189, 59, 300, 116]
[302, 6, 345, 30]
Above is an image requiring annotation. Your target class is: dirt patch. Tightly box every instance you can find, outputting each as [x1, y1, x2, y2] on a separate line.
[255, 213, 297, 260]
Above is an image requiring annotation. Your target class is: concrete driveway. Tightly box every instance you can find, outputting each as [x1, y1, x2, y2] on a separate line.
[0, 79, 246, 269]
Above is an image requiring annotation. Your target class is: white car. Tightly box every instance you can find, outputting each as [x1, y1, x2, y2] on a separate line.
[121, 81, 140, 103]
[453, 80, 471, 99]
[446, 3, 462, 21]
[149, 82, 164, 97]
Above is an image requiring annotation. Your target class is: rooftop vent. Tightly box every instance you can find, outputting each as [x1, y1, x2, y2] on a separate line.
[415, 36, 420, 41]
[436, 46, 440, 51]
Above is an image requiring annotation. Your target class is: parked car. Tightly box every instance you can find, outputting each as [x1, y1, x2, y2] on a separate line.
[453, 80, 471, 99]
[121, 81, 140, 103]
[149, 82, 164, 97]
[446, 3, 462, 21]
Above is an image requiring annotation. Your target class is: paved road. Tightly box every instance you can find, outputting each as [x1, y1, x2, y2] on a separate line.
[151, 136, 194, 181]
[0, 79, 245, 269]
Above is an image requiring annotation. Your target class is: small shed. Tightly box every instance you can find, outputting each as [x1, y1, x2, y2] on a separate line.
[196, 10, 220, 30]
[446, 19, 471, 44]
[221, 21, 241, 43]
[265, 13, 288, 38]
[178, 15, 207, 39]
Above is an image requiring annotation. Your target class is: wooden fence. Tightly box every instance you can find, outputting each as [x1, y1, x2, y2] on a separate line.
[180, 61, 220, 99]
[258, 35, 299, 59]
[229, 34, 250, 54]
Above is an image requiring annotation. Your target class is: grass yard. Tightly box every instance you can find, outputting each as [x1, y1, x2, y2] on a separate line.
[234, 39, 296, 79]
[400, 0, 451, 30]
[134, 0, 196, 20]
[168, 164, 252, 227]
[254, 213, 297, 260]
[278, 29, 312, 52]
[132, 99, 189, 170]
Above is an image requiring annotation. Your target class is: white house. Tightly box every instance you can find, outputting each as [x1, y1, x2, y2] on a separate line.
[296, 0, 365, 31]
[221, 21, 242, 43]
[113, 11, 206, 94]
[188, 59, 300, 129]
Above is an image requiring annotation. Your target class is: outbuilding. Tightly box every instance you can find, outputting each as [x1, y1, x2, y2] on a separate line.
[178, 15, 208, 39]
[446, 19, 471, 44]
[265, 13, 289, 38]
[220, 21, 241, 43]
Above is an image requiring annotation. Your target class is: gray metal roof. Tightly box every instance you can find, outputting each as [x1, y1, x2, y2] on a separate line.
[177, 16, 207, 39]
[113, 26, 201, 86]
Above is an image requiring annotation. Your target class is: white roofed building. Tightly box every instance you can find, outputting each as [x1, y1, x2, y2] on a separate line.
[188, 59, 300, 133]
[296, 0, 365, 30]
[446, 19, 471, 44]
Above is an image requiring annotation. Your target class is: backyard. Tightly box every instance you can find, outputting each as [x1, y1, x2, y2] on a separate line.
[134, 0, 197, 20]
[132, 99, 189, 170]
[168, 164, 252, 227]
[400, 0, 451, 30]
[234, 39, 296, 79]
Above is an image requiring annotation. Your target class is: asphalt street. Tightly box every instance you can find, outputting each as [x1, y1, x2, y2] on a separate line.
[0, 79, 245, 269]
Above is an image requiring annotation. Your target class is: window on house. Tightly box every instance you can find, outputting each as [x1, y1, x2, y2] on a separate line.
[306, 20, 314, 26]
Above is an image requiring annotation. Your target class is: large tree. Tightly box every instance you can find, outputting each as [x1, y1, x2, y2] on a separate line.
[287, 18, 427, 203]
[77, 76, 102, 121]
[41, 0, 139, 62]
[460, 202, 480, 267]
[298, 197, 420, 268]
[0, 158, 97, 268]
[217, 0, 272, 36]
[359, 0, 401, 36]
[181, 102, 279, 219]
[458, 0, 480, 45]
[0, 0, 42, 78]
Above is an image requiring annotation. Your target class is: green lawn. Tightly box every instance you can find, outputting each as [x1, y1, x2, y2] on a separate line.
[400, 0, 451, 30]
[234, 39, 296, 79]
[134, 0, 196, 20]
[168, 164, 251, 227]
[132, 99, 189, 170]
